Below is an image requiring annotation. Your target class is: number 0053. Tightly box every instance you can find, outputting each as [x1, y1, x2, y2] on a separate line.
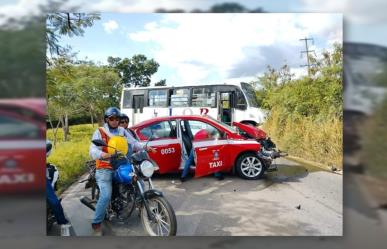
[161, 148, 175, 155]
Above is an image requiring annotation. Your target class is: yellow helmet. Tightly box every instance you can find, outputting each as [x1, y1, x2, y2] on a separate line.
[107, 136, 128, 155]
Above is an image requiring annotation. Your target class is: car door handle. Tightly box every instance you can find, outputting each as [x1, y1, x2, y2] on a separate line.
[198, 147, 208, 151]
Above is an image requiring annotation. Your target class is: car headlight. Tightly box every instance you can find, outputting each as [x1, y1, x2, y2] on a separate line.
[140, 160, 155, 178]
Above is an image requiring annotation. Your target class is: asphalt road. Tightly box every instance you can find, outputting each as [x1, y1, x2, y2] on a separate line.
[2, 161, 387, 248]
[56, 158, 343, 236]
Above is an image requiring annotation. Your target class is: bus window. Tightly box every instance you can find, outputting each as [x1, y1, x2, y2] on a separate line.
[148, 89, 167, 107]
[192, 87, 216, 107]
[236, 88, 247, 110]
[240, 82, 259, 108]
[123, 90, 132, 108]
[171, 88, 190, 107]
[169, 120, 177, 136]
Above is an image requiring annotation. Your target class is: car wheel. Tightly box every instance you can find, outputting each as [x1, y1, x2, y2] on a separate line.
[236, 153, 265, 180]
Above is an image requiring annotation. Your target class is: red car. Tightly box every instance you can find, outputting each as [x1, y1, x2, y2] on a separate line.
[129, 115, 267, 180]
[0, 98, 45, 193]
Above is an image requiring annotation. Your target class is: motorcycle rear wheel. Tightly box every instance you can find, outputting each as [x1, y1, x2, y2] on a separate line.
[141, 196, 177, 236]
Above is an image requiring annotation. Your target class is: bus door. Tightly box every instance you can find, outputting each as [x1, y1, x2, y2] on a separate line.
[132, 95, 144, 125]
[218, 92, 234, 125]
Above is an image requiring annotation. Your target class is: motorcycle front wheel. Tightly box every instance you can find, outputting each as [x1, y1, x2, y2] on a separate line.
[141, 196, 177, 236]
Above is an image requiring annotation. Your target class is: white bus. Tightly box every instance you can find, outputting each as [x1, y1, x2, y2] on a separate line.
[120, 82, 267, 127]
[344, 42, 387, 165]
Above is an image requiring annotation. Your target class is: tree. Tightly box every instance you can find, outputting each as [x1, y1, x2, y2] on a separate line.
[253, 65, 294, 109]
[46, 13, 100, 58]
[47, 55, 77, 142]
[0, 21, 45, 98]
[155, 79, 167, 86]
[47, 56, 121, 142]
[253, 43, 343, 119]
[210, 3, 247, 12]
[154, 2, 265, 13]
[107, 54, 160, 87]
[73, 64, 121, 124]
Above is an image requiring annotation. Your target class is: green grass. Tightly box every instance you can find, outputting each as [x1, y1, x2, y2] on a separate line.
[47, 124, 96, 194]
[361, 97, 387, 179]
[263, 111, 343, 169]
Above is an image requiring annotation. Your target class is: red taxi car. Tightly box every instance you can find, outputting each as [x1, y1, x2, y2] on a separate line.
[129, 115, 266, 180]
[0, 98, 45, 193]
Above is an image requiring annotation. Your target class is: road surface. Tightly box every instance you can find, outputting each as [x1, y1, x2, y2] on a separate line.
[57, 158, 343, 236]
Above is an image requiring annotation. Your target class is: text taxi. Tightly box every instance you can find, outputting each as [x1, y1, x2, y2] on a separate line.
[129, 115, 266, 180]
[0, 98, 45, 193]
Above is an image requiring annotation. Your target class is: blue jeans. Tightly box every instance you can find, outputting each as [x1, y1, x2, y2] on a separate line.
[93, 169, 113, 224]
[46, 180, 68, 225]
[181, 149, 195, 178]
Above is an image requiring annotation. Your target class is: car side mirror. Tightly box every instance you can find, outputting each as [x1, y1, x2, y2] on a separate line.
[92, 139, 107, 147]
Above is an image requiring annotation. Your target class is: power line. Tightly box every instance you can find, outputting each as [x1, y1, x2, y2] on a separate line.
[300, 37, 316, 76]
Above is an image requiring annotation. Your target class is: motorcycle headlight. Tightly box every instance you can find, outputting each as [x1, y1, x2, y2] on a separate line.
[140, 160, 155, 178]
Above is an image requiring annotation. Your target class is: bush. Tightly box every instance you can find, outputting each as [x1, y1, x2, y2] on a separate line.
[361, 96, 387, 179]
[255, 43, 343, 168]
[263, 111, 342, 168]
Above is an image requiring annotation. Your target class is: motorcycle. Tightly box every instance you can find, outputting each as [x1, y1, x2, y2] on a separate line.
[233, 122, 288, 171]
[80, 138, 177, 236]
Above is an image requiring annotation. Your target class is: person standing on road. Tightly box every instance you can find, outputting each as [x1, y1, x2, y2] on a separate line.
[46, 140, 71, 236]
[89, 107, 155, 236]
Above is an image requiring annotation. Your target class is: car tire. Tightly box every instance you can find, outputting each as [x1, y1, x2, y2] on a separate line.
[236, 153, 265, 180]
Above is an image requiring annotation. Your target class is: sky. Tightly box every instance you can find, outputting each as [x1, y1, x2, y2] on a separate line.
[57, 13, 342, 86]
[1, 0, 386, 86]
[0, 0, 386, 47]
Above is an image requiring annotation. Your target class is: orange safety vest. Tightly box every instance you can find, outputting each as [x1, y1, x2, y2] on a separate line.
[95, 127, 113, 170]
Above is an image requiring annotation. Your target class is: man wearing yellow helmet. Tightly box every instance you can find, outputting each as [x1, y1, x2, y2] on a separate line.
[89, 107, 154, 236]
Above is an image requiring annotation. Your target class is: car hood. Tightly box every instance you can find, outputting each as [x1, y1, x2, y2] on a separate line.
[232, 122, 267, 140]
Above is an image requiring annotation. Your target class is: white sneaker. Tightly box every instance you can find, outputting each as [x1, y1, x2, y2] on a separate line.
[60, 224, 71, 236]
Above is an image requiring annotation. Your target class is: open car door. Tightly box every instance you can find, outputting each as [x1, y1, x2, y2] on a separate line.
[182, 120, 229, 177]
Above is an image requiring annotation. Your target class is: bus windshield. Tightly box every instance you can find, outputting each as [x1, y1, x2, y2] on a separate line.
[345, 43, 387, 87]
[206, 115, 237, 133]
[240, 83, 259, 108]
[346, 55, 387, 87]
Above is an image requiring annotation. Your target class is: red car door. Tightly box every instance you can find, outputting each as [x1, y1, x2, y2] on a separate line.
[136, 120, 182, 174]
[184, 120, 229, 177]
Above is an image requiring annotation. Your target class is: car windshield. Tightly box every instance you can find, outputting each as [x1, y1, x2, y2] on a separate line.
[240, 83, 259, 107]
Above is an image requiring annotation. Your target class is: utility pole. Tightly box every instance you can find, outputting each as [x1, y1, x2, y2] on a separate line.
[300, 37, 315, 76]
